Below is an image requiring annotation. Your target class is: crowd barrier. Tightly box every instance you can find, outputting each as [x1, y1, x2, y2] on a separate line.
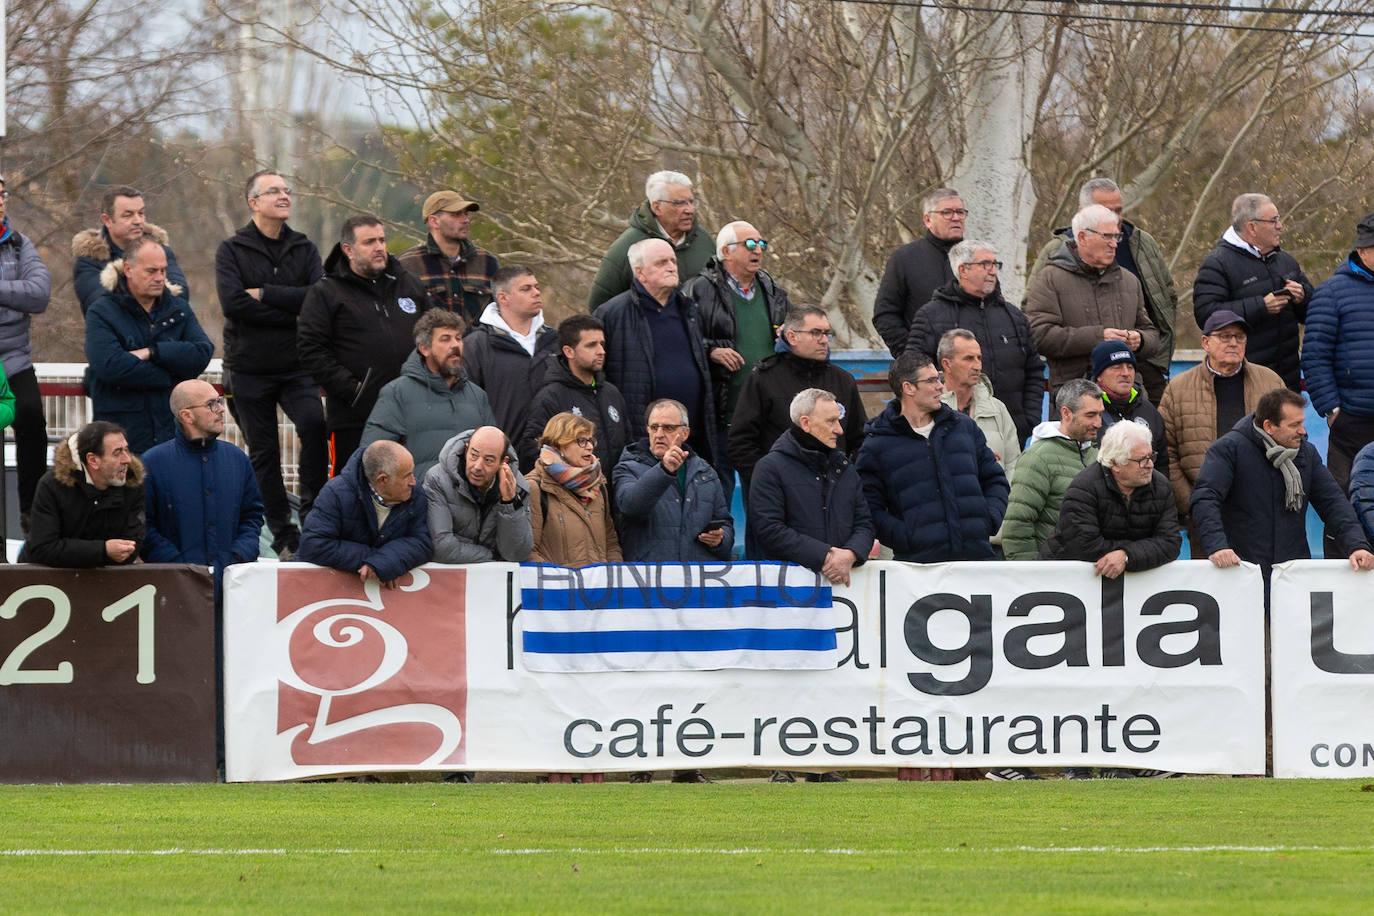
[4, 559, 1371, 782]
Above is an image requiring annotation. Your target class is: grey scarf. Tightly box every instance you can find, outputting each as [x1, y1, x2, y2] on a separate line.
[1253, 423, 1303, 512]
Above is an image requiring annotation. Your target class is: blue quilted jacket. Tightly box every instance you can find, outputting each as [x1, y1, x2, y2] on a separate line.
[1301, 253, 1374, 417]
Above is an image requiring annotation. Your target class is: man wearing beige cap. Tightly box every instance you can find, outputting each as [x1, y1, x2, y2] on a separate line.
[398, 190, 500, 324]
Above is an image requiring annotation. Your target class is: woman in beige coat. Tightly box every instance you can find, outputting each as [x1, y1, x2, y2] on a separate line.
[527, 411, 622, 567]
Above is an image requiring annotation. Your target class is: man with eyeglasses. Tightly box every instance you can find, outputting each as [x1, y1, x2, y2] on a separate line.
[872, 187, 967, 356]
[1088, 341, 1166, 475]
[908, 238, 1044, 441]
[857, 349, 1007, 562]
[588, 170, 715, 309]
[1194, 193, 1311, 392]
[84, 235, 213, 454]
[214, 169, 326, 561]
[1030, 178, 1178, 404]
[141, 379, 264, 603]
[681, 220, 794, 504]
[397, 190, 499, 324]
[1158, 310, 1282, 557]
[73, 185, 189, 315]
[1026, 204, 1158, 392]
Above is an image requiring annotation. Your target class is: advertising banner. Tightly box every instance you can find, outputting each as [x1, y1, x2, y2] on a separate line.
[1271, 561, 1374, 778]
[0, 564, 217, 783]
[224, 560, 1266, 781]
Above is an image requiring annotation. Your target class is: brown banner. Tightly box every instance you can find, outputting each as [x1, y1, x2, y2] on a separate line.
[0, 564, 218, 783]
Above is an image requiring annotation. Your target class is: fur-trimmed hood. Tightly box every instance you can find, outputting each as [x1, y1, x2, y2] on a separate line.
[52, 439, 145, 489]
[97, 256, 184, 297]
[71, 222, 171, 260]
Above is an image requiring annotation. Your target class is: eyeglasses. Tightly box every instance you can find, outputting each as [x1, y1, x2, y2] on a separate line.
[966, 259, 1003, 270]
[191, 397, 227, 413]
[1250, 216, 1282, 226]
[1208, 332, 1246, 344]
[660, 198, 696, 208]
[1123, 454, 1155, 467]
[732, 239, 768, 252]
[796, 328, 835, 340]
[252, 186, 293, 199]
[647, 423, 685, 433]
[573, 436, 597, 449]
[929, 208, 969, 219]
[1083, 228, 1124, 243]
[912, 373, 945, 388]
[0, 191, 9, 201]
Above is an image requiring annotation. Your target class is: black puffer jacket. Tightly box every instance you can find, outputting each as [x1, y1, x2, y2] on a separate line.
[214, 221, 324, 375]
[297, 244, 429, 432]
[681, 257, 793, 421]
[1193, 237, 1312, 391]
[520, 355, 631, 473]
[1040, 462, 1180, 571]
[906, 281, 1044, 441]
[461, 316, 559, 445]
[872, 231, 957, 356]
[726, 345, 867, 481]
[749, 426, 874, 569]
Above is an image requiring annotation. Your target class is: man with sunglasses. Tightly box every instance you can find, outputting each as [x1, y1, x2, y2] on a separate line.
[1026, 204, 1158, 393]
[141, 379, 264, 603]
[681, 220, 794, 503]
[1194, 193, 1311, 392]
[873, 188, 967, 357]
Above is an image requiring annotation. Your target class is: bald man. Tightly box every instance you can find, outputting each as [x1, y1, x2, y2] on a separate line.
[141, 379, 264, 602]
[423, 425, 533, 563]
[298, 439, 433, 587]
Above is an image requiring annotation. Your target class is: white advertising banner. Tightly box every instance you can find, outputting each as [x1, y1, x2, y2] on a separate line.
[223, 560, 1266, 781]
[1271, 561, 1374, 778]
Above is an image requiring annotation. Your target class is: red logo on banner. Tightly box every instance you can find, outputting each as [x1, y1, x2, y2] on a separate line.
[275, 567, 467, 767]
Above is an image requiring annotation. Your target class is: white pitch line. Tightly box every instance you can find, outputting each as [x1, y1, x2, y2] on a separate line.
[0, 848, 399, 857]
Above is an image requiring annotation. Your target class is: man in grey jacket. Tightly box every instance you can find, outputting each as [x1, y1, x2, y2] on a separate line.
[423, 426, 532, 563]
[0, 174, 52, 536]
[360, 308, 496, 482]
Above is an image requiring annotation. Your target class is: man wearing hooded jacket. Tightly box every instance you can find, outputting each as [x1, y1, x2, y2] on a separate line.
[215, 169, 325, 559]
[298, 214, 430, 474]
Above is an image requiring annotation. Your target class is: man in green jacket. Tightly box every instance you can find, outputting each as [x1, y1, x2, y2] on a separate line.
[1000, 378, 1103, 560]
[1029, 177, 1177, 404]
[587, 170, 715, 309]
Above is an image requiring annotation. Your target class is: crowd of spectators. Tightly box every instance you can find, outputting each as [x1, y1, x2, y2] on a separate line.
[5, 168, 1374, 782]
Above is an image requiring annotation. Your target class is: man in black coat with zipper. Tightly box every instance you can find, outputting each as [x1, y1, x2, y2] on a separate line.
[298, 214, 430, 475]
[872, 187, 966, 356]
[215, 169, 325, 559]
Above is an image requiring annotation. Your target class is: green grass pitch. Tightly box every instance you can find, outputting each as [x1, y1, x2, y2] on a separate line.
[2, 779, 1373, 912]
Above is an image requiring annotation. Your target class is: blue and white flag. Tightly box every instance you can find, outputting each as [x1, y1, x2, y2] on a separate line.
[520, 563, 838, 672]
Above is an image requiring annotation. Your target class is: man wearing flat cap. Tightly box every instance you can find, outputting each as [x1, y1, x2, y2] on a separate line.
[1301, 213, 1374, 505]
[1158, 309, 1283, 555]
[1088, 340, 1166, 476]
[398, 190, 500, 324]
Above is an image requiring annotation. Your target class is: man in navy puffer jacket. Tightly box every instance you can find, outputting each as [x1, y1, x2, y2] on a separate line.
[856, 350, 1008, 561]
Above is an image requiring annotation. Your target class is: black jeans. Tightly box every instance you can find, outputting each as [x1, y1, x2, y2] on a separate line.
[7, 367, 47, 515]
[226, 369, 327, 552]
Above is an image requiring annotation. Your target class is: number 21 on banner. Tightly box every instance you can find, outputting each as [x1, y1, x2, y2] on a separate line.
[0, 584, 157, 685]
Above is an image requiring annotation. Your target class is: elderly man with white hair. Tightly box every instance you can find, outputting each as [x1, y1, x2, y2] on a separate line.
[1025, 204, 1159, 392]
[681, 220, 794, 501]
[1040, 420, 1180, 575]
[588, 170, 716, 309]
[908, 237, 1045, 440]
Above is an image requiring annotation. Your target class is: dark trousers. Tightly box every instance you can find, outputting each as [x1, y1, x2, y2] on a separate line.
[714, 424, 736, 507]
[7, 367, 47, 515]
[1137, 362, 1168, 407]
[1322, 410, 1374, 557]
[226, 369, 327, 552]
[331, 426, 364, 477]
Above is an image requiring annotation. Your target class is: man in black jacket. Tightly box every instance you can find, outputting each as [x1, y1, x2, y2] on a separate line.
[20, 421, 144, 567]
[215, 170, 325, 559]
[298, 215, 430, 474]
[872, 187, 965, 356]
[681, 220, 792, 502]
[521, 315, 630, 472]
[1089, 340, 1167, 476]
[1193, 193, 1312, 392]
[907, 238, 1043, 440]
[462, 265, 559, 447]
[728, 305, 867, 485]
